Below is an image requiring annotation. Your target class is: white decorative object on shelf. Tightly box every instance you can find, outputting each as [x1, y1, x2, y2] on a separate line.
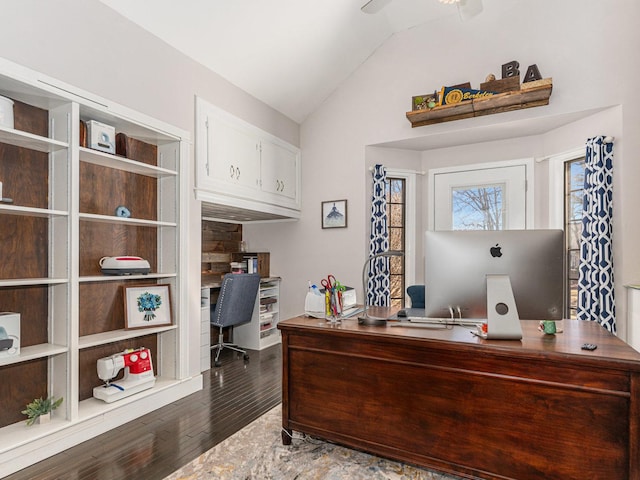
[0, 312, 20, 358]
[0, 95, 13, 128]
[86, 120, 115, 154]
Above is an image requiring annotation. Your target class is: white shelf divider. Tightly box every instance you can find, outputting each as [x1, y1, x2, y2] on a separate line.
[0, 125, 68, 152]
[79, 147, 177, 178]
[0, 343, 68, 367]
[79, 325, 178, 349]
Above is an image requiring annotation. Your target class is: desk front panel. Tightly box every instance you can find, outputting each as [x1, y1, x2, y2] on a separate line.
[280, 318, 640, 480]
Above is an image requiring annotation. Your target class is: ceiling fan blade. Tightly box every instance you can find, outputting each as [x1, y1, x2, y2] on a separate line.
[361, 0, 393, 14]
[457, 0, 483, 21]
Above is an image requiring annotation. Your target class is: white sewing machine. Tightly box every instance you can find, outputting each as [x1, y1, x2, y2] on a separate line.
[93, 347, 156, 403]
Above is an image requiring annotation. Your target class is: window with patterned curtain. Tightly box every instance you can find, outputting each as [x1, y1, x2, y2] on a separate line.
[386, 177, 406, 308]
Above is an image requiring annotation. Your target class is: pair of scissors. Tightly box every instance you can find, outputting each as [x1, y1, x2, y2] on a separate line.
[321, 274, 337, 291]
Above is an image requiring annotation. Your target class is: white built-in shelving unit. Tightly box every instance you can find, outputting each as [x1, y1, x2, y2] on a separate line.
[0, 57, 200, 476]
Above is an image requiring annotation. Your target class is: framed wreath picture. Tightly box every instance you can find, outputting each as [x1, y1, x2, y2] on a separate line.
[322, 200, 348, 229]
[124, 284, 172, 329]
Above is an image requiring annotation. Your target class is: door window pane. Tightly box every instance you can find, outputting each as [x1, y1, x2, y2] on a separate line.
[451, 184, 504, 231]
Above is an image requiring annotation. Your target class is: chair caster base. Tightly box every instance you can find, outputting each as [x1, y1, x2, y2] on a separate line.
[243, 353, 250, 361]
[214, 360, 222, 367]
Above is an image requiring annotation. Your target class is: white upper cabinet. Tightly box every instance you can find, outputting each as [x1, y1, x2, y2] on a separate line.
[260, 139, 299, 206]
[195, 97, 301, 218]
[206, 113, 261, 195]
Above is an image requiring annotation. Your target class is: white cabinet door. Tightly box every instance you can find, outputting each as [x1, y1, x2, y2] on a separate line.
[195, 99, 260, 198]
[260, 139, 300, 208]
[208, 116, 260, 196]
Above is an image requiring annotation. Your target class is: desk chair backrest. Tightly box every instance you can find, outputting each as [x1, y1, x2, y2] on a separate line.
[211, 273, 261, 328]
[407, 284, 425, 309]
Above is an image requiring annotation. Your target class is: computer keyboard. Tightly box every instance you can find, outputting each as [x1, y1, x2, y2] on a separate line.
[408, 316, 447, 324]
[389, 322, 447, 329]
[405, 316, 482, 328]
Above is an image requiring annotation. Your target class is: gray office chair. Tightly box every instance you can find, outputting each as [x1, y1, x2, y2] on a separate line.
[407, 284, 425, 308]
[210, 273, 261, 367]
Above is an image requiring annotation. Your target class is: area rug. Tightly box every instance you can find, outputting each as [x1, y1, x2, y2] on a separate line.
[164, 404, 464, 480]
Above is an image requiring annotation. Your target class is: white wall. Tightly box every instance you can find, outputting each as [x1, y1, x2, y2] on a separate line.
[0, 0, 299, 377]
[246, 0, 640, 346]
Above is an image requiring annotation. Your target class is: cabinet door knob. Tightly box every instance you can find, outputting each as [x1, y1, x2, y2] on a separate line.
[236, 167, 240, 180]
[229, 165, 235, 179]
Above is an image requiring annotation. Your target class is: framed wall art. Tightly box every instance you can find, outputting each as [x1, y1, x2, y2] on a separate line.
[322, 200, 347, 229]
[124, 284, 172, 329]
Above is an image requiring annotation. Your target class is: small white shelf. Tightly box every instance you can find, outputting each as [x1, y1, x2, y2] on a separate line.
[77, 376, 180, 419]
[78, 212, 176, 228]
[260, 287, 278, 298]
[0, 343, 68, 367]
[79, 147, 177, 178]
[0, 415, 69, 455]
[0, 125, 68, 153]
[233, 278, 280, 350]
[79, 325, 177, 349]
[0, 278, 68, 287]
[0, 204, 68, 218]
[79, 273, 177, 283]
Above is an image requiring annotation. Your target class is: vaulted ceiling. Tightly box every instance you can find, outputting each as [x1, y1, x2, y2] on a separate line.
[99, 0, 474, 123]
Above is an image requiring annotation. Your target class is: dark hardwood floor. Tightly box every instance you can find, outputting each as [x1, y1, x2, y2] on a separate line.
[5, 344, 282, 480]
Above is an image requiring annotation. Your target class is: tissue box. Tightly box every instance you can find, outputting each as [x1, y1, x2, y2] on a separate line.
[86, 120, 115, 154]
[0, 312, 20, 357]
[304, 292, 326, 318]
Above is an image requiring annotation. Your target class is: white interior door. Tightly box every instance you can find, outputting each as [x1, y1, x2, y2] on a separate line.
[430, 160, 532, 231]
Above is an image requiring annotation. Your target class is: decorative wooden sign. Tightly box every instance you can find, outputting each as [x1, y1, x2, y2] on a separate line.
[405, 78, 552, 128]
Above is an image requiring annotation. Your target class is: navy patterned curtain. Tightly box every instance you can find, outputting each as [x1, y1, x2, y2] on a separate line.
[367, 164, 390, 306]
[577, 136, 615, 333]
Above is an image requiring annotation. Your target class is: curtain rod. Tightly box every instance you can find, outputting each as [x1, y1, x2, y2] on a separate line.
[536, 136, 615, 163]
[368, 166, 426, 175]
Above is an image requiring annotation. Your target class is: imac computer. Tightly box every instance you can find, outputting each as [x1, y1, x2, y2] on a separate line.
[423, 229, 564, 339]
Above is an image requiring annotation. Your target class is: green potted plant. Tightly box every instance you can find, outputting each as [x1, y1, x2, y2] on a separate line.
[22, 396, 63, 426]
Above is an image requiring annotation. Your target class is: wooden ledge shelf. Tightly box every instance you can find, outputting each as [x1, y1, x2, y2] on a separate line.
[406, 78, 553, 128]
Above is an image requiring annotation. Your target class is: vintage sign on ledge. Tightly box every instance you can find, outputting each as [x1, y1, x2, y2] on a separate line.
[406, 77, 552, 128]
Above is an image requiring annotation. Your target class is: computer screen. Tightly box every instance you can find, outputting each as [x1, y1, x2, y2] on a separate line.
[424, 229, 564, 321]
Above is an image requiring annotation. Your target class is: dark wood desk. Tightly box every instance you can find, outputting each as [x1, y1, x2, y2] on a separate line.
[278, 315, 640, 480]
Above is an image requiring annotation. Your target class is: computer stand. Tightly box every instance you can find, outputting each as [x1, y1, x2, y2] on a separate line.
[477, 274, 523, 340]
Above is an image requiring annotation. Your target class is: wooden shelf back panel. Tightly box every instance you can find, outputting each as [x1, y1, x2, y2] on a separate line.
[0, 144, 50, 209]
[115, 133, 158, 166]
[79, 163, 157, 219]
[0, 358, 48, 428]
[79, 223, 157, 277]
[0, 216, 49, 279]
[0, 285, 49, 347]
[79, 279, 161, 337]
[12, 100, 49, 137]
